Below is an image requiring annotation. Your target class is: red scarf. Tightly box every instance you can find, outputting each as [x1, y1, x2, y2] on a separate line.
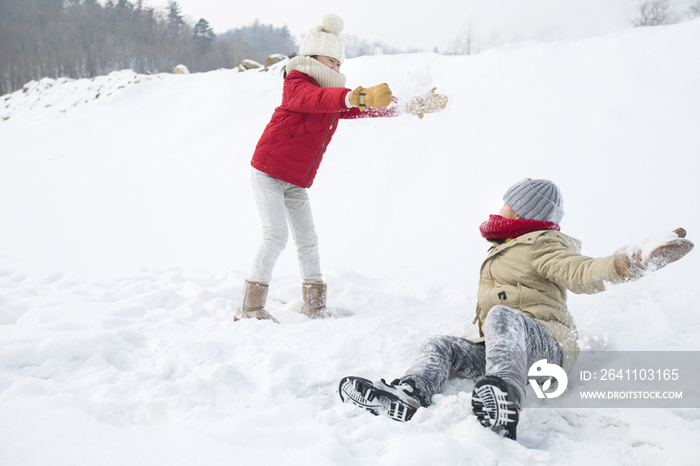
[479, 215, 560, 240]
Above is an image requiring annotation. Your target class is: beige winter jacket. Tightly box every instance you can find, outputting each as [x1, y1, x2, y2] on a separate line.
[472, 230, 628, 372]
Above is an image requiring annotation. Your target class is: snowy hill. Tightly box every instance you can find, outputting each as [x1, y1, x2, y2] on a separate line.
[1, 19, 699, 465]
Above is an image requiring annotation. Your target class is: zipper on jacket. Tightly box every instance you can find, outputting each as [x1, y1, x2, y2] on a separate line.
[306, 113, 338, 188]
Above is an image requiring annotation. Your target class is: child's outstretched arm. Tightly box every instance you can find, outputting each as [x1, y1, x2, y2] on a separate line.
[529, 228, 693, 294]
[284, 73, 354, 114]
[611, 228, 694, 281]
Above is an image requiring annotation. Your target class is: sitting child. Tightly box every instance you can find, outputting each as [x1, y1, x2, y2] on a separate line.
[339, 178, 693, 440]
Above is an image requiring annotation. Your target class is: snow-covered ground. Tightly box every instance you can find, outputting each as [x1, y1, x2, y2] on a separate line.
[1, 19, 699, 466]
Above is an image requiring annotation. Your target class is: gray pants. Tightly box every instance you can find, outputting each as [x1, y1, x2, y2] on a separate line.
[248, 168, 323, 285]
[401, 305, 563, 407]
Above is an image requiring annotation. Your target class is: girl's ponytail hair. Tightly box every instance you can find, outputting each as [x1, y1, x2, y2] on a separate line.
[282, 53, 298, 79]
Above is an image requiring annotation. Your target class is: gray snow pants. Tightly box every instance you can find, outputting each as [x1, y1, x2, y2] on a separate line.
[401, 305, 563, 407]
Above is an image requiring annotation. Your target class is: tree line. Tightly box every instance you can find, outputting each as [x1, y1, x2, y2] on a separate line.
[0, 0, 298, 95]
[6, 1, 695, 95]
[633, 0, 700, 26]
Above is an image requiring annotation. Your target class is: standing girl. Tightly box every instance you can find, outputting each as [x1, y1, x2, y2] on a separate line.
[235, 14, 395, 323]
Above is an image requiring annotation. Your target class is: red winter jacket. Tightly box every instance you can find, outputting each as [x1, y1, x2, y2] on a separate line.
[251, 71, 396, 188]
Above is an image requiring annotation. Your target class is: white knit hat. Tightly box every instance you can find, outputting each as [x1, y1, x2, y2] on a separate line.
[299, 14, 345, 64]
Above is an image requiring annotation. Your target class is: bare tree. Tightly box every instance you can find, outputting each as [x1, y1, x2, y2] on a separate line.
[444, 24, 512, 56]
[445, 23, 480, 55]
[688, 1, 700, 19]
[633, 0, 677, 27]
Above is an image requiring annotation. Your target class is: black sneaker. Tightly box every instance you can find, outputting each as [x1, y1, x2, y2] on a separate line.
[471, 375, 519, 440]
[339, 376, 423, 422]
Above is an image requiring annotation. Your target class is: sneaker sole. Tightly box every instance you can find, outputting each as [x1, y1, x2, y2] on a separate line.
[339, 376, 417, 422]
[471, 377, 518, 440]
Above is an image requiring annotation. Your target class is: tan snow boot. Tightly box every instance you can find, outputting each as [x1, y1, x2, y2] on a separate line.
[299, 282, 329, 319]
[234, 280, 279, 323]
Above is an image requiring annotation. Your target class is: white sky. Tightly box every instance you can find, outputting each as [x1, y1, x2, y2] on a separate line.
[145, 0, 642, 51]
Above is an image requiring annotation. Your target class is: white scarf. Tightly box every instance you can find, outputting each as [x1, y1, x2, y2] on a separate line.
[285, 56, 347, 88]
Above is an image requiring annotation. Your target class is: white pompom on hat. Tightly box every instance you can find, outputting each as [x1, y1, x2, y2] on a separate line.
[299, 14, 346, 64]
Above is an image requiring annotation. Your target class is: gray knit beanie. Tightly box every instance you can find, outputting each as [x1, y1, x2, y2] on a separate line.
[503, 178, 564, 224]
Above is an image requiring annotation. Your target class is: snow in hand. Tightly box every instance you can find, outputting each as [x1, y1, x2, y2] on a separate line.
[1, 19, 700, 466]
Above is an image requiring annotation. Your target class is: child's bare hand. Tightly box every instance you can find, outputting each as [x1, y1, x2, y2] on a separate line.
[350, 84, 393, 111]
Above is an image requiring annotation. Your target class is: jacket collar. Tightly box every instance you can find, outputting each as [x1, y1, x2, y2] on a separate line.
[485, 229, 582, 258]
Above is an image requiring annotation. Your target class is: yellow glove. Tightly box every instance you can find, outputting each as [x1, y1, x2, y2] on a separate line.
[406, 87, 448, 119]
[350, 83, 393, 111]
